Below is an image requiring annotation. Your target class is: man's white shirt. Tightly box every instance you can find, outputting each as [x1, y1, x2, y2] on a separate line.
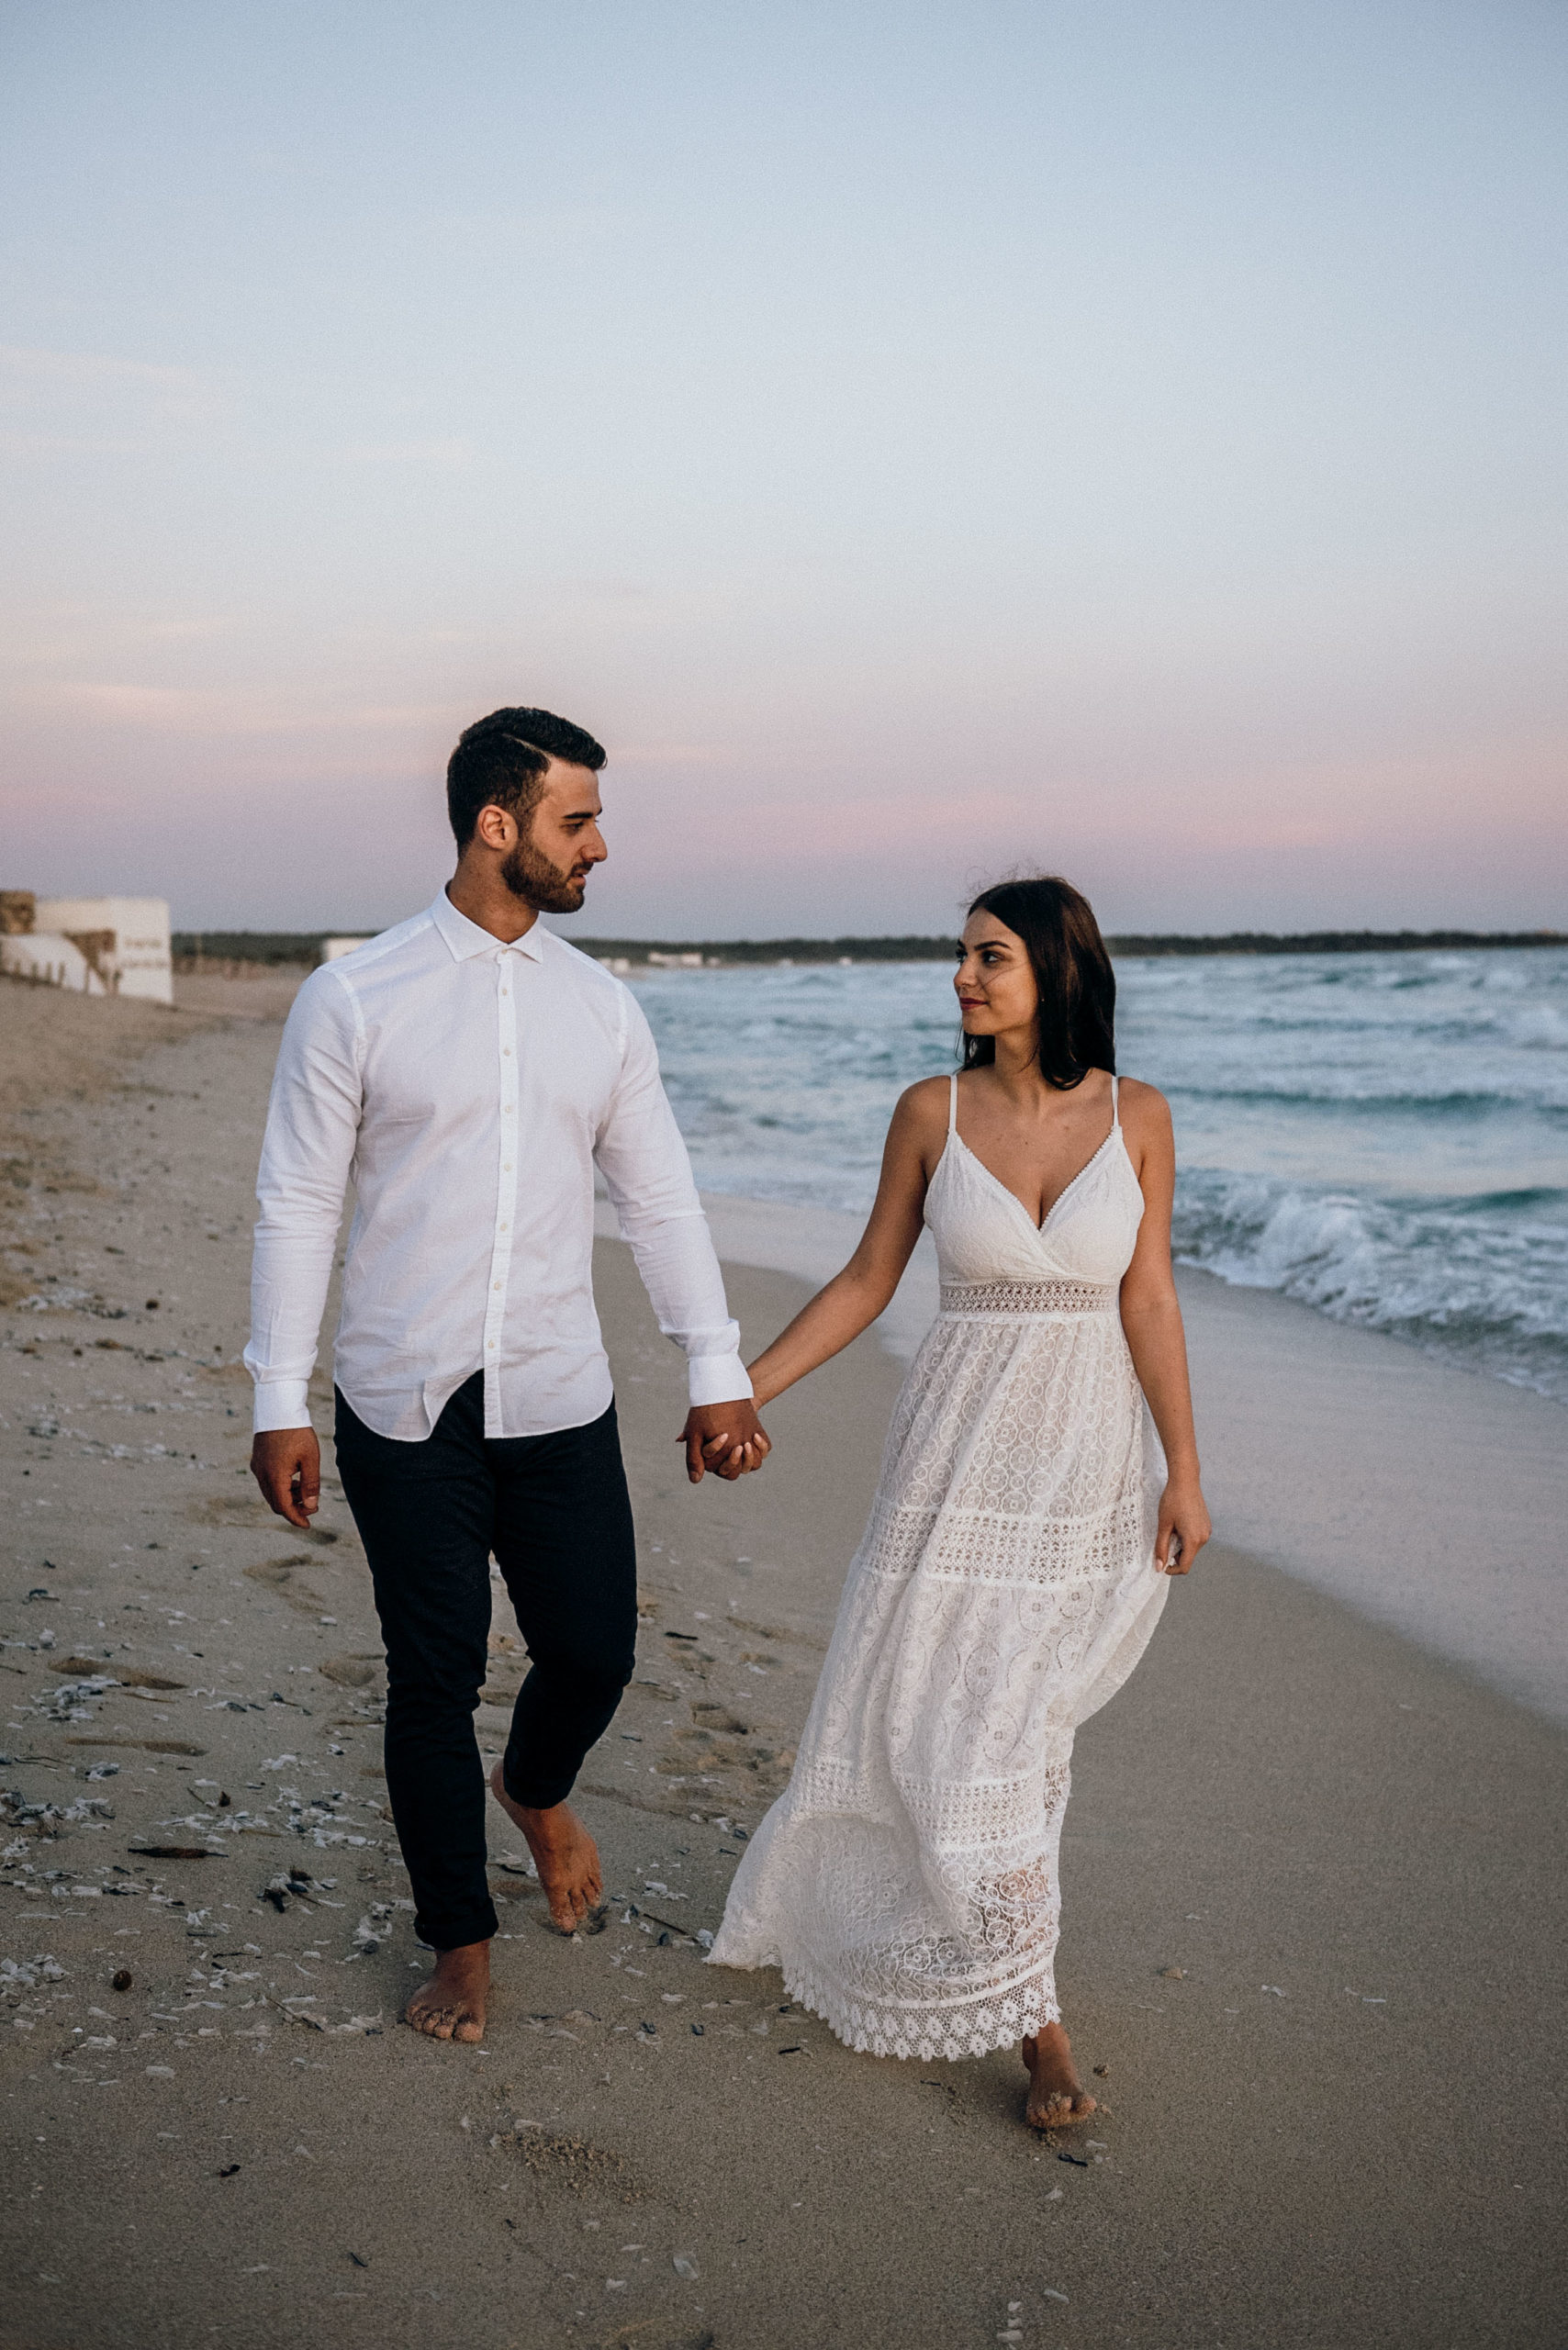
[244, 890, 750, 1440]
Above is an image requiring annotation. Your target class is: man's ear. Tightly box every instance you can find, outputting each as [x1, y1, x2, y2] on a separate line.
[472, 803, 518, 853]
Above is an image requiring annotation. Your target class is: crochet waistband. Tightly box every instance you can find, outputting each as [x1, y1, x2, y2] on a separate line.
[938, 1278, 1118, 1316]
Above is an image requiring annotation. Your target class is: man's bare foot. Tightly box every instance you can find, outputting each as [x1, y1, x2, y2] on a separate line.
[1023, 2021, 1097, 2130]
[404, 1940, 489, 2043]
[489, 1762, 603, 1932]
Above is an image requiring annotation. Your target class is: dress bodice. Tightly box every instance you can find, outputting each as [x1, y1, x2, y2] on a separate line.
[924, 1072, 1145, 1290]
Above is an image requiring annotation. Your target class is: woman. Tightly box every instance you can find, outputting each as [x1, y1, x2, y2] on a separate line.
[709, 877, 1211, 2128]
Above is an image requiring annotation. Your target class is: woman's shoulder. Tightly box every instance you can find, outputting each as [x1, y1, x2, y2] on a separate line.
[1115, 1072, 1167, 1107]
[890, 1072, 954, 1140]
[1114, 1074, 1172, 1136]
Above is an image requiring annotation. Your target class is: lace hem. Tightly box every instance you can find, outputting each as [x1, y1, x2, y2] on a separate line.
[708, 1939, 1060, 2061]
[939, 1278, 1117, 1316]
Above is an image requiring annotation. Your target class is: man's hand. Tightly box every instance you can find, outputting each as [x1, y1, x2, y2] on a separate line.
[679, 1400, 771, 1484]
[251, 1427, 321, 1528]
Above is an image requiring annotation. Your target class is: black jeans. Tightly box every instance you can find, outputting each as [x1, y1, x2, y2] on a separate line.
[334, 1375, 637, 1951]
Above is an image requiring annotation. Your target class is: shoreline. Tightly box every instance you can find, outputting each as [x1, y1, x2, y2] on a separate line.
[599, 1184, 1568, 1726]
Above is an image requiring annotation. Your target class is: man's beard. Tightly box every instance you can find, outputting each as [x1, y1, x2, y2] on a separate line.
[499, 831, 588, 914]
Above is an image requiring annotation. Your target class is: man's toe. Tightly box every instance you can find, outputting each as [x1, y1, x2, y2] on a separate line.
[408, 2001, 455, 2038]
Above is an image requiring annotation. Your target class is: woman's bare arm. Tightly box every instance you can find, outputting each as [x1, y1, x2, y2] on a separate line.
[1116, 1083, 1212, 1575]
[747, 1080, 945, 1407]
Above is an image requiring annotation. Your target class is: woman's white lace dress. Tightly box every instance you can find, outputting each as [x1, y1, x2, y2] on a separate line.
[709, 1074, 1169, 2060]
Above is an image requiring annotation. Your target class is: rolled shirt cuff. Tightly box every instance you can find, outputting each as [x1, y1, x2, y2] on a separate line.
[252, 1378, 314, 1434]
[686, 1350, 753, 1407]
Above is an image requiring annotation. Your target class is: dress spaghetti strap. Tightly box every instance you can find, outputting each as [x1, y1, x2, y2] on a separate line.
[1110, 1073, 1120, 1127]
[949, 1072, 959, 1135]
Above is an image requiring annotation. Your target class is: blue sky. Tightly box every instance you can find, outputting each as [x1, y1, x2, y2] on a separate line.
[2, 1, 1563, 935]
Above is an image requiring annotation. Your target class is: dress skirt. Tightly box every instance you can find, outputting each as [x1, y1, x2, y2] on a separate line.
[709, 1280, 1169, 2061]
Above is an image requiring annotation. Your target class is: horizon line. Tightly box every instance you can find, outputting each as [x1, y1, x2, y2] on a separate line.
[171, 924, 1568, 968]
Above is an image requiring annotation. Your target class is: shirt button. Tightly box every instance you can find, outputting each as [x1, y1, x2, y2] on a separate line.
[502, 1046, 512, 1057]
[503, 1162, 512, 1171]
[487, 1340, 496, 1349]
[493, 1281, 502, 1291]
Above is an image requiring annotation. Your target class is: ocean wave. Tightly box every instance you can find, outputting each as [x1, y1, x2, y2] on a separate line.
[1173, 1170, 1568, 1400]
[1163, 1082, 1568, 1113]
[1202, 1007, 1568, 1053]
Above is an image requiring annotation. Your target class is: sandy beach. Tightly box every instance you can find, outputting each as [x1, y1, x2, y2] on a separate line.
[2, 972, 1564, 2350]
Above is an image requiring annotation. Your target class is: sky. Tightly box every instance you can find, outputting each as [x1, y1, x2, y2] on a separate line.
[1, 1, 1564, 938]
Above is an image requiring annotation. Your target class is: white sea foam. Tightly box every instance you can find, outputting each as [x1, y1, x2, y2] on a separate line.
[1172, 1169, 1568, 1395]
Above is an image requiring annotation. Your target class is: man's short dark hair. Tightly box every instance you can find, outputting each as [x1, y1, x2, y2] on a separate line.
[445, 706, 607, 848]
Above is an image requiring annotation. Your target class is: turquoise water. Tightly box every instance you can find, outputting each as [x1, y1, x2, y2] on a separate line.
[624, 947, 1568, 1402]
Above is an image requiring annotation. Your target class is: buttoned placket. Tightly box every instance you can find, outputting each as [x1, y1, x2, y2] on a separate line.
[482, 945, 521, 1434]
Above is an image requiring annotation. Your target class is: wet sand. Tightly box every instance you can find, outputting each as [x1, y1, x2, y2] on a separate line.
[1, 973, 1564, 2350]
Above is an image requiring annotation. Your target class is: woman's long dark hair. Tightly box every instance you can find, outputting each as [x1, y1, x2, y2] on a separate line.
[960, 877, 1116, 1091]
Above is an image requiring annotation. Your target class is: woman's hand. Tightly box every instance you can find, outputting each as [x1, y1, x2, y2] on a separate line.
[1155, 1473, 1211, 1576]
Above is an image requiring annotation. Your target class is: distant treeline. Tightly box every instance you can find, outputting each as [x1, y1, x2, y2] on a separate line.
[175, 932, 329, 967]
[174, 926, 1565, 969]
[1110, 927, 1565, 958]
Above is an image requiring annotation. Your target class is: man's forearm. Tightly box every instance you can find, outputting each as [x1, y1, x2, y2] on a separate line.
[613, 1204, 750, 1403]
[244, 1225, 339, 1430]
[244, 971, 362, 1429]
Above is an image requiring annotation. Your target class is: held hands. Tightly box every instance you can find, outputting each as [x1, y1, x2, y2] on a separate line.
[1154, 1472, 1211, 1576]
[679, 1399, 772, 1484]
[251, 1427, 321, 1529]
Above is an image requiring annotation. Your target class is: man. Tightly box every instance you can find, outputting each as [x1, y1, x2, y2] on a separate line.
[246, 706, 769, 2044]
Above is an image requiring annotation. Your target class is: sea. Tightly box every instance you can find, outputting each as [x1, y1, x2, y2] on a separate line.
[622, 946, 1568, 1404]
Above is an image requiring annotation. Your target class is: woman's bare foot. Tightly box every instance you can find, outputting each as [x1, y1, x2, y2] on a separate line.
[1023, 2021, 1097, 2130]
[404, 1940, 489, 2043]
[488, 1762, 603, 1931]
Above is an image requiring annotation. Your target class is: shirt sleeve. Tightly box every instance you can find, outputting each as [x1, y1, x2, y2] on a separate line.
[593, 990, 752, 1407]
[242, 968, 364, 1433]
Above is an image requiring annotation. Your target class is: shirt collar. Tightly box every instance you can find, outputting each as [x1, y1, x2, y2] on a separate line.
[429, 889, 547, 964]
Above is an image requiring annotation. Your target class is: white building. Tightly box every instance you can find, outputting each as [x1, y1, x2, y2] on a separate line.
[1, 930, 101, 993]
[0, 894, 174, 1005]
[320, 936, 374, 962]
